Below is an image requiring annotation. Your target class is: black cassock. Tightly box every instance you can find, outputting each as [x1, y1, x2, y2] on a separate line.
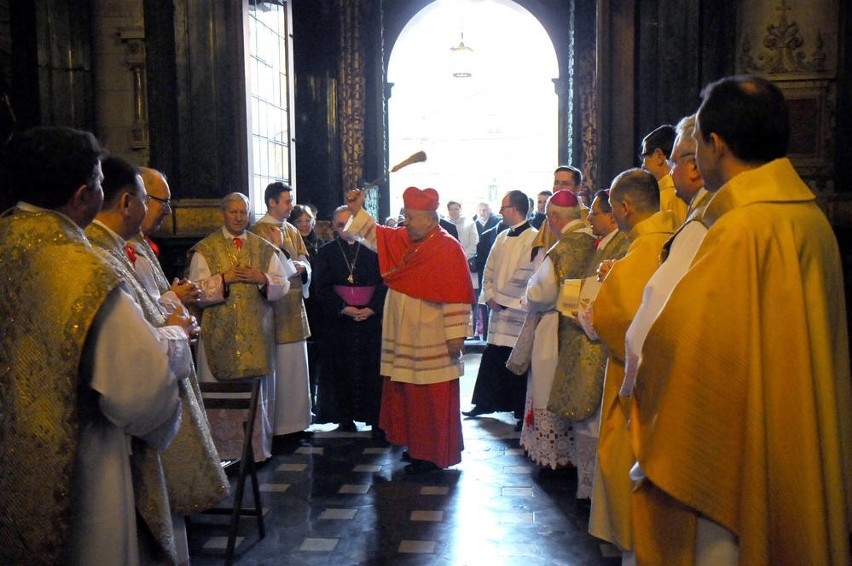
[312, 237, 387, 426]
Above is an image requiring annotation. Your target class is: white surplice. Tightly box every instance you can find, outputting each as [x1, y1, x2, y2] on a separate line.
[71, 287, 191, 566]
[255, 214, 313, 435]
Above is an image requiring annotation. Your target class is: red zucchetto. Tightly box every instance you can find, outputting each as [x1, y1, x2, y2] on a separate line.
[402, 186, 440, 211]
[549, 189, 580, 208]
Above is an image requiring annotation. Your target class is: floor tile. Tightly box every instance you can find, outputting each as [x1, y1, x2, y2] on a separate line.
[499, 512, 534, 524]
[503, 465, 535, 474]
[298, 538, 339, 552]
[259, 483, 290, 492]
[186, 352, 621, 566]
[319, 508, 358, 520]
[410, 510, 443, 521]
[362, 447, 391, 455]
[202, 536, 244, 550]
[398, 540, 437, 554]
[501, 486, 534, 496]
[295, 446, 324, 455]
[338, 483, 370, 494]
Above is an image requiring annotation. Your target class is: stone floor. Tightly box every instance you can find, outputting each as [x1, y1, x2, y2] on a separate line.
[186, 344, 621, 565]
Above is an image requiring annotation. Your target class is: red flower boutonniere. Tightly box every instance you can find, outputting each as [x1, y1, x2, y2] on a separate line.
[125, 244, 138, 265]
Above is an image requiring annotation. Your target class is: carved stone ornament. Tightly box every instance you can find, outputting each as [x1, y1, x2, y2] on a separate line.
[740, 1, 827, 75]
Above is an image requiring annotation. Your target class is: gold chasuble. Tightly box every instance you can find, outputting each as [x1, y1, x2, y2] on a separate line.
[87, 223, 228, 520]
[191, 231, 276, 379]
[544, 229, 596, 418]
[250, 219, 311, 343]
[587, 211, 677, 551]
[0, 210, 119, 563]
[631, 158, 852, 565]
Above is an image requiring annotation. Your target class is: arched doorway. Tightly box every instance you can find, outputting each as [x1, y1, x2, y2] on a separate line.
[386, 0, 560, 217]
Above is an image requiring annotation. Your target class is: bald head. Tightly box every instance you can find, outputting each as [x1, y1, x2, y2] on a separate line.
[140, 167, 172, 236]
[609, 168, 660, 232]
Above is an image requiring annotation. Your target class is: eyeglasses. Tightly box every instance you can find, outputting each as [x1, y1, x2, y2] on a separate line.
[146, 194, 172, 208]
[666, 152, 695, 169]
[499, 205, 515, 212]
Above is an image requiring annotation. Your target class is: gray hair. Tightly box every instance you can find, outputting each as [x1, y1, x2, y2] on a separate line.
[673, 114, 697, 155]
[221, 191, 250, 210]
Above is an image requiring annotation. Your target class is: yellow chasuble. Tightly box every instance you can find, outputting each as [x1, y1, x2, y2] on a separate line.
[631, 158, 852, 565]
[250, 219, 311, 343]
[658, 174, 687, 226]
[588, 210, 677, 550]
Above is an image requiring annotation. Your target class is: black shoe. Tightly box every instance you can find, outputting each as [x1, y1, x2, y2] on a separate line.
[401, 450, 412, 462]
[333, 421, 357, 433]
[514, 419, 523, 432]
[370, 427, 386, 441]
[462, 405, 491, 417]
[404, 459, 440, 474]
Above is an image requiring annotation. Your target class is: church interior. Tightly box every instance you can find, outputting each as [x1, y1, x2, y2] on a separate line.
[1, 0, 850, 563]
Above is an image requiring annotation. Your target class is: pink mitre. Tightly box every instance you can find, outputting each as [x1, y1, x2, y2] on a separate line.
[549, 189, 580, 208]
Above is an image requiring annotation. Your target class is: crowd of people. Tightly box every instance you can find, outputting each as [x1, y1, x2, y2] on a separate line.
[1, 73, 850, 565]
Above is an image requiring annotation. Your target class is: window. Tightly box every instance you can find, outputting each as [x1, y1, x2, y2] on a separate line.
[248, 1, 295, 215]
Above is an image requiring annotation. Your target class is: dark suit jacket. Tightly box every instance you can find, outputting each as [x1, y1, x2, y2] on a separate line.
[530, 212, 547, 230]
[474, 222, 508, 286]
[475, 214, 501, 236]
[440, 218, 459, 240]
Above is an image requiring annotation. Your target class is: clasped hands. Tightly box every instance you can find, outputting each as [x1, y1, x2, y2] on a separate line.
[597, 259, 615, 282]
[341, 305, 374, 322]
[166, 304, 200, 340]
[171, 277, 201, 304]
[223, 263, 267, 286]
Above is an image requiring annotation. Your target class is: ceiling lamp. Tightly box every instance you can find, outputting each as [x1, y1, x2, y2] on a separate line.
[450, 32, 474, 78]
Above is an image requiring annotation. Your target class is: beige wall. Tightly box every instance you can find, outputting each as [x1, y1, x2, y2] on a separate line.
[91, 0, 148, 165]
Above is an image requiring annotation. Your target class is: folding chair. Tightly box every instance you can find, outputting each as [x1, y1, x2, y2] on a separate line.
[194, 378, 266, 565]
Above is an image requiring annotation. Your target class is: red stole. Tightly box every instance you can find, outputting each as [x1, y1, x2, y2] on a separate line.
[376, 224, 475, 304]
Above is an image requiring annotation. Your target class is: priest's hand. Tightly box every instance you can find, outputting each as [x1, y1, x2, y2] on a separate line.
[223, 264, 241, 285]
[447, 337, 465, 360]
[167, 304, 200, 339]
[597, 259, 615, 282]
[341, 305, 360, 319]
[341, 306, 374, 322]
[351, 307, 375, 322]
[237, 265, 267, 285]
[172, 277, 201, 305]
[292, 260, 307, 276]
[345, 188, 365, 213]
[486, 298, 504, 311]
